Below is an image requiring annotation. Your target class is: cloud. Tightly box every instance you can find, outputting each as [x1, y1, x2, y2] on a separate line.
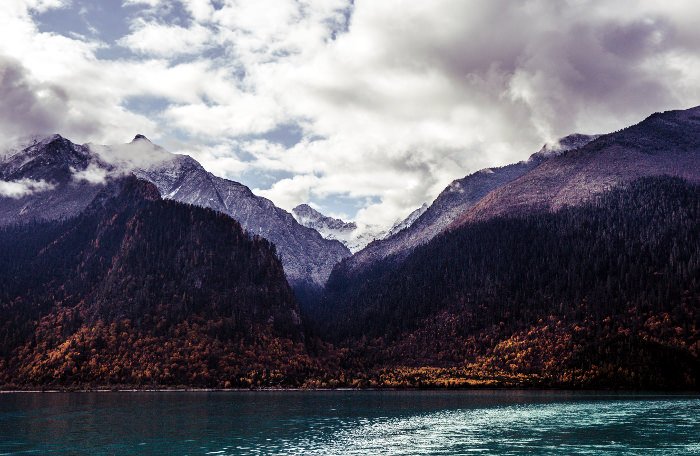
[0, 2, 158, 146]
[71, 162, 109, 184]
[119, 20, 212, 56]
[2, 0, 700, 229]
[0, 56, 71, 147]
[122, 0, 162, 6]
[242, 0, 700, 226]
[0, 178, 55, 198]
[88, 137, 174, 171]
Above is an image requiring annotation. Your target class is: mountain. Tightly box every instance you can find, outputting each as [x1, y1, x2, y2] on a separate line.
[385, 203, 428, 238]
[453, 107, 700, 226]
[0, 134, 108, 224]
[292, 203, 425, 253]
[319, 177, 700, 389]
[337, 133, 599, 275]
[2, 105, 699, 390]
[292, 204, 358, 248]
[0, 134, 350, 288]
[534, 132, 601, 158]
[126, 138, 350, 287]
[312, 106, 700, 388]
[0, 176, 315, 388]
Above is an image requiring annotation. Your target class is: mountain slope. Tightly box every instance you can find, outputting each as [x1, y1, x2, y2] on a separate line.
[0, 177, 313, 388]
[0, 135, 107, 224]
[131, 146, 350, 287]
[454, 106, 700, 226]
[385, 203, 428, 238]
[0, 135, 350, 287]
[319, 177, 700, 388]
[337, 134, 598, 275]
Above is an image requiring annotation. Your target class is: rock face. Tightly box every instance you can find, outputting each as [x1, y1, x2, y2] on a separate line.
[339, 133, 599, 274]
[453, 107, 700, 227]
[0, 135, 350, 287]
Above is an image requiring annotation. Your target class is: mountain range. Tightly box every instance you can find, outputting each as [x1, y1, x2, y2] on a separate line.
[0, 134, 350, 289]
[332, 133, 600, 277]
[291, 202, 428, 252]
[1, 105, 699, 389]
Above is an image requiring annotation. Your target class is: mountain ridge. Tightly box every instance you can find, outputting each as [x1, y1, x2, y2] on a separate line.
[336, 133, 600, 276]
[0, 135, 350, 288]
[452, 106, 700, 227]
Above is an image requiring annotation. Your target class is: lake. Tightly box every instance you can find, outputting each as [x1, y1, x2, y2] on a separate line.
[0, 390, 698, 455]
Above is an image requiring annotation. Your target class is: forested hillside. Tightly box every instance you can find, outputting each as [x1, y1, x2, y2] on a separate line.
[317, 177, 700, 388]
[0, 175, 698, 389]
[0, 177, 317, 388]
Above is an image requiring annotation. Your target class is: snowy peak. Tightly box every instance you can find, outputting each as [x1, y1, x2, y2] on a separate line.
[0, 135, 110, 223]
[1, 135, 350, 287]
[386, 202, 428, 238]
[292, 202, 430, 253]
[1, 134, 96, 182]
[293, 204, 357, 232]
[292, 204, 388, 253]
[292, 203, 362, 251]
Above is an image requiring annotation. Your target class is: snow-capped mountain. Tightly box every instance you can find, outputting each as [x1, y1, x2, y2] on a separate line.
[0, 134, 350, 287]
[338, 133, 599, 274]
[454, 107, 700, 227]
[0, 134, 109, 224]
[292, 203, 428, 253]
[292, 204, 357, 241]
[385, 203, 428, 238]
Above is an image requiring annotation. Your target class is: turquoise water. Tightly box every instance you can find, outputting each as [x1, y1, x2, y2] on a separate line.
[0, 391, 698, 455]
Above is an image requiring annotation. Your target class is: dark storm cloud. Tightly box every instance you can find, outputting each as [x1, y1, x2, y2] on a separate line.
[344, 0, 696, 142]
[0, 55, 103, 149]
[0, 56, 66, 141]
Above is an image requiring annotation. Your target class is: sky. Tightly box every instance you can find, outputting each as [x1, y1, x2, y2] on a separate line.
[1, 0, 699, 228]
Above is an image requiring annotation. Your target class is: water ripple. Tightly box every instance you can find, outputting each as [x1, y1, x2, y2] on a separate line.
[0, 392, 698, 455]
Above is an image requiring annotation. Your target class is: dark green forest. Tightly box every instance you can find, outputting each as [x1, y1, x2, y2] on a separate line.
[314, 177, 700, 388]
[0, 177, 316, 388]
[0, 176, 698, 389]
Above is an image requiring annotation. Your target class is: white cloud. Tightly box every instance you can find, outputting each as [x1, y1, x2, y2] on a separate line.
[71, 162, 109, 184]
[0, 178, 55, 198]
[2, 0, 700, 229]
[122, 0, 162, 6]
[119, 20, 212, 56]
[89, 138, 173, 171]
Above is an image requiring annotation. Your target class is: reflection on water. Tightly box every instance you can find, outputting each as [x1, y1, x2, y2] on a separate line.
[0, 391, 698, 455]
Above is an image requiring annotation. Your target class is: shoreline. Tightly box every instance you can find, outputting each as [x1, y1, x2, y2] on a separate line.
[2, 387, 699, 394]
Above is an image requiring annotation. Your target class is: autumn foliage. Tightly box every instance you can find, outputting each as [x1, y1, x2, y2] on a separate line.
[0, 176, 698, 389]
